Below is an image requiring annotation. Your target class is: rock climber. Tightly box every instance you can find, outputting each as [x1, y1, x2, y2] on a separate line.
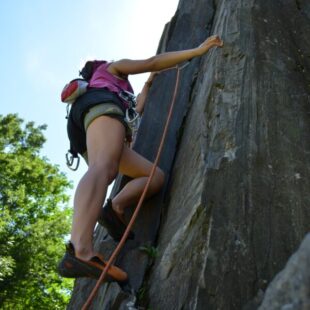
[58, 35, 224, 282]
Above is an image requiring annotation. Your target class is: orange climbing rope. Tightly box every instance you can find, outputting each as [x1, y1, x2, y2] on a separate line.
[82, 66, 181, 310]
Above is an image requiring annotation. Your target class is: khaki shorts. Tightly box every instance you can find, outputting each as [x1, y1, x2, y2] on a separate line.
[82, 103, 131, 163]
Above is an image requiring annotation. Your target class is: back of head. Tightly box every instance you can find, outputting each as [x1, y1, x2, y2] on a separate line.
[79, 60, 107, 81]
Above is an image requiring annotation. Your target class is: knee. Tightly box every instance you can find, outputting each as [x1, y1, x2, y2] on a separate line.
[88, 160, 119, 185]
[154, 167, 165, 190]
[106, 162, 119, 184]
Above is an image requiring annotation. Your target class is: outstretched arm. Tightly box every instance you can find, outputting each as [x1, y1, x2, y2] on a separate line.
[108, 35, 223, 77]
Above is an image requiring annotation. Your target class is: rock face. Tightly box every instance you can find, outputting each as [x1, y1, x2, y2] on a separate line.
[68, 0, 310, 309]
[258, 233, 310, 310]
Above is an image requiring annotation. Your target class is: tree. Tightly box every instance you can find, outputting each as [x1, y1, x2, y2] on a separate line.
[0, 114, 73, 309]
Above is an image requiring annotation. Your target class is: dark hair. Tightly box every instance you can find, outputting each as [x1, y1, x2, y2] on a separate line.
[79, 60, 107, 81]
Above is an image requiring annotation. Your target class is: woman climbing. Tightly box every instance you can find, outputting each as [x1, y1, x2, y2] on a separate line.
[58, 35, 224, 282]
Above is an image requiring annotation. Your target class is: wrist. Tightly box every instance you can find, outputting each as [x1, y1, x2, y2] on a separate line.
[196, 44, 211, 56]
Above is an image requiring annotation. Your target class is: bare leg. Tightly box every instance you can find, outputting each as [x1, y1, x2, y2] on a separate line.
[70, 116, 125, 260]
[111, 145, 165, 221]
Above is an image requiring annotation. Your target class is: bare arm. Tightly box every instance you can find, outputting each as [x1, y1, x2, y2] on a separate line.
[108, 35, 223, 77]
[135, 72, 158, 114]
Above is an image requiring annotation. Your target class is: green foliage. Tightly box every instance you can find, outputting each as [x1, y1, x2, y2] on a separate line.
[139, 245, 158, 259]
[137, 285, 146, 301]
[0, 114, 73, 309]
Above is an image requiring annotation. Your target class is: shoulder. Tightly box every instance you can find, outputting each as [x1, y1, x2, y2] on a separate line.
[106, 61, 129, 79]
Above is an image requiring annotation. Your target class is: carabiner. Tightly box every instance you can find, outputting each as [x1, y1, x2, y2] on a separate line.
[126, 108, 139, 123]
[66, 152, 80, 171]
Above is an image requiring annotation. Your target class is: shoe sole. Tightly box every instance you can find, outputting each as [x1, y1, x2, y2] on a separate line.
[58, 252, 128, 282]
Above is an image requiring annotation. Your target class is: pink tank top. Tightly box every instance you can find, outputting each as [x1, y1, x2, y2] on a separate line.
[89, 62, 134, 99]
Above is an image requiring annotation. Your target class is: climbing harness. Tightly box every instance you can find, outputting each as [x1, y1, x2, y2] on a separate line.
[118, 90, 140, 124]
[118, 90, 136, 109]
[81, 64, 184, 310]
[64, 89, 139, 170]
[119, 90, 141, 143]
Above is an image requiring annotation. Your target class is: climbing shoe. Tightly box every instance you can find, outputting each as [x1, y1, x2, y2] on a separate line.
[98, 198, 135, 241]
[57, 241, 128, 282]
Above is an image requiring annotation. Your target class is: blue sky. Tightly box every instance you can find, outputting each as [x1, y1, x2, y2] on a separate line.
[0, 0, 178, 197]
